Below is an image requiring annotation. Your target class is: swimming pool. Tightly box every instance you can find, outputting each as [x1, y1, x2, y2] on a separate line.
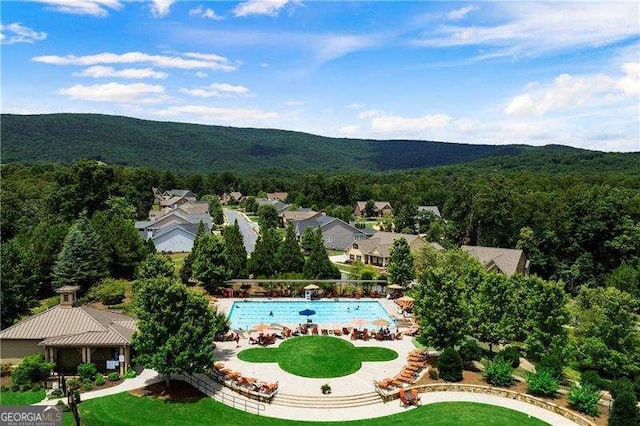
[227, 300, 395, 331]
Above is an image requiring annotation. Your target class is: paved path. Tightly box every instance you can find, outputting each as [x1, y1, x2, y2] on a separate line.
[223, 209, 258, 253]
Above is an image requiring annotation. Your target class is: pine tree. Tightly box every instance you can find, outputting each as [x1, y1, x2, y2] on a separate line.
[209, 197, 224, 226]
[300, 227, 316, 255]
[248, 228, 280, 277]
[277, 222, 305, 273]
[304, 228, 340, 279]
[223, 220, 247, 278]
[52, 215, 108, 291]
[387, 237, 415, 286]
[135, 253, 175, 280]
[1, 238, 38, 329]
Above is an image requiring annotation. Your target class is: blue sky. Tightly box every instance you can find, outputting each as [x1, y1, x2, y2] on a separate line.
[1, 1, 639, 152]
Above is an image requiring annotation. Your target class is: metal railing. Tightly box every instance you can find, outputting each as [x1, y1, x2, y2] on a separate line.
[177, 373, 266, 416]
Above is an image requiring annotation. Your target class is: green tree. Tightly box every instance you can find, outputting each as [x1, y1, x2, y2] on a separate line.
[437, 348, 463, 382]
[277, 222, 305, 274]
[518, 275, 569, 360]
[207, 195, 224, 226]
[387, 237, 415, 286]
[572, 286, 640, 378]
[363, 199, 377, 218]
[471, 273, 518, 355]
[192, 233, 228, 293]
[223, 220, 247, 278]
[608, 381, 640, 426]
[304, 228, 340, 279]
[1, 238, 38, 329]
[414, 269, 469, 350]
[300, 226, 316, 255]
[132, 278, 217, 387]
[248, 228, 280, 277]
[244, 196, 258, 213]
[606, 261, 640, 304]
[257, 204, 280, 229]
[393, 205, 417, 234]
[52, 215, 108, 291]
[135, 253, 175, 280]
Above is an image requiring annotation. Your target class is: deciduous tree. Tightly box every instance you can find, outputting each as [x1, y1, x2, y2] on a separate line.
[387, 237, 415, 286]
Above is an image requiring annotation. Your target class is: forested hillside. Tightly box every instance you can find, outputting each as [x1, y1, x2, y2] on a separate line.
[2, 113, 580, 173]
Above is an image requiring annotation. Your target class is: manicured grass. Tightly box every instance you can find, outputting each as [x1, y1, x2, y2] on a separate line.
[168, 253, 188, 272]
[237, 336, 397, 378]
[73, 392, 548, 425]
[0, 389, 46, 405]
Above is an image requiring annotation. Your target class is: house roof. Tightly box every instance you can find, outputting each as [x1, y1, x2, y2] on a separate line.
[283, 210, 320, 223]
[267, 192, 289, 201]
[355, 201, 393, 212]
[256, 198, 290, 213]
[160, 195, 189, 207]
[164, 189, 194, 198]
[176, 201, 210, 215]
[152, 223, 202, 240]
[352, 231, 424, 258]
[418, 206, 442, 218]
[461, 245, 526, 277]
[0, 305, 136, 347]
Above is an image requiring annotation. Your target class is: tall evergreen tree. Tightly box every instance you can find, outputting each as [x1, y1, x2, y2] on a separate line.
[300, 226, 316, 255]
[248, 228, 280, 277]
[387, 237, 415, 286]
[92, 211, 147, 279]
[135, 253, 175, 280]
[223, 220, 247, 278]
[1, 238, 38, 329]
[52, 215, 108, 291]
[179, 221, 207, 285]
[192, 233, 228, 293]
[277, 222, 305, 273]
[304, 228, 340, 279]
[132, 278, 217, 387]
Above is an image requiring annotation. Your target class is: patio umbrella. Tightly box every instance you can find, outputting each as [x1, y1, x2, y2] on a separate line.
[371, 318, 391, 327]
[252, 322, 275, 332]
[352, 318, 368, 329]
[303, 284, 320, 290]
[387, 284, 405, 290]
[396, 295, 414, 304]
[299, 308, 316, 321]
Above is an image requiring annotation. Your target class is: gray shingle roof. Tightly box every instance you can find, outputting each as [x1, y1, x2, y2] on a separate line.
[0, 305, 136, 346]
[152, 223, 201, 240]
[461, 245, 526, 277]
[352, 231, 424, 258]
[418, 206, 442, 218]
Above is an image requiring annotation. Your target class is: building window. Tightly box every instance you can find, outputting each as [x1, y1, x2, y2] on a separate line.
[63, 294, 69, 302]
[352, 243, 358, 249]
[325, 236, 333, 243]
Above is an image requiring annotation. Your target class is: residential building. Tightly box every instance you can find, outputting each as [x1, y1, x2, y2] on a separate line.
[346, 231, 441, 267]
[295, 214, 368, 250]
[417, 205, 442, 218]
[353, 201, 393, 218]
[0, 286, 135, 375]
[462, 245, 530, 277]
[267, 192, 289, 202]
[281, 209, 321, 227]
[220, 192, 244, 205]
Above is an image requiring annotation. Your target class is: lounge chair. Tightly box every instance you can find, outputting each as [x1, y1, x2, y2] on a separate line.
[312, 327, 319, 335]
[342, 327, 350, 335]
[410, 388, 422, 405]
[395, 331, 403, 340]
[362, 329, 370, 341]
[350, 330, 357, 340]
[398, 388, 410, 407]
[333, 329, 342, 336]
[321, 329, 329, 336]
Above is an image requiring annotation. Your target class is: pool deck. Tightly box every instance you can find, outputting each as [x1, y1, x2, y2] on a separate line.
[212, 298, 578, 424]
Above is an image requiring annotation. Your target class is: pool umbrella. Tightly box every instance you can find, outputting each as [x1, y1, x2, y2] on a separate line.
[371, 318, 391, 327]
[252, 322, 275, 332]
[303, 284, 320, 290]
[352, 318, 368, 329]
[387, 284, 405, 290]
[396, 295, 414, 304]
[299, 308, 316, 321]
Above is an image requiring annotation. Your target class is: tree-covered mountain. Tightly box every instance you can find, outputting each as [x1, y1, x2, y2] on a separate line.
[1, 113, 590, 173]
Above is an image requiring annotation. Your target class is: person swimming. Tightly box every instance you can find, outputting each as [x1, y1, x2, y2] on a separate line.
[269, 311, 273, 316]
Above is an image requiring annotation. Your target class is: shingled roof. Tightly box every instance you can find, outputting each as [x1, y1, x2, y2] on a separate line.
[461, 245, 529, 277]
[0, 305, 136, 347]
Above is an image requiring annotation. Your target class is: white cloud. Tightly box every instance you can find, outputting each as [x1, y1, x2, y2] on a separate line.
[72, 65, 168, 79]
[152, 105, 278, 122]
[233, 0, 293, 17]
[316, 34, 378, 63]
[345, 103, 365, 109]
[0, 23, 47, 44]
[195, 71, 208, 78]
[35, 0, 122, 17]
[32, 51, 236, 71]
[447, 5, 477, 21]
[149, 0, 174, 18]
[505, 63, 640, 117]
[357, 109, 383, 119]
[56, 82, 165, 103]
[189, 6, 223, 20]
[417, 3, 640, 59]
[179, 83, 251, 98]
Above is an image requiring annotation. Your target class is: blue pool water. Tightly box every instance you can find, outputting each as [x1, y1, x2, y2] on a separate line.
[227, 300, 395, 331]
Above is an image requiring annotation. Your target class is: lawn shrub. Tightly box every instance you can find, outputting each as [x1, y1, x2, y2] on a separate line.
[536, 352, 565, 383]
[483, 356, 514, 387]
[580, 370, 607, 390]
[67, 379, 81, 391]
[567, 383, 600, 416]
[86, 278, 126, 305]
[497, 346, 521, 368]
[458, 338, 482, 364]
[56, 400, 70, 412]
[95, 373, 105, 386]
[49, 389, 64, 399]
[527, 368, 559, 397]
[77, 363, 97, 381]
[123, 369, 136, 379]
[11, 354, 54, 386]
[107, 372, 120, 382]
[83, 381, 93, 391]
[437, 348, 463, 382]
[608, 381, 640, 426]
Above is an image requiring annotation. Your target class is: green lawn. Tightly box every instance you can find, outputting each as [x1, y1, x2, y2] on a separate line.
[0, 389, 46, 406]
[71, 392, 547, 425]
[237, 336, 398, 378]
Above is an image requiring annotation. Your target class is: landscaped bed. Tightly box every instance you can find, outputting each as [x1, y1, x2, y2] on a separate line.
[237, 336, 398, 378]
[65, 384, 548, 426]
